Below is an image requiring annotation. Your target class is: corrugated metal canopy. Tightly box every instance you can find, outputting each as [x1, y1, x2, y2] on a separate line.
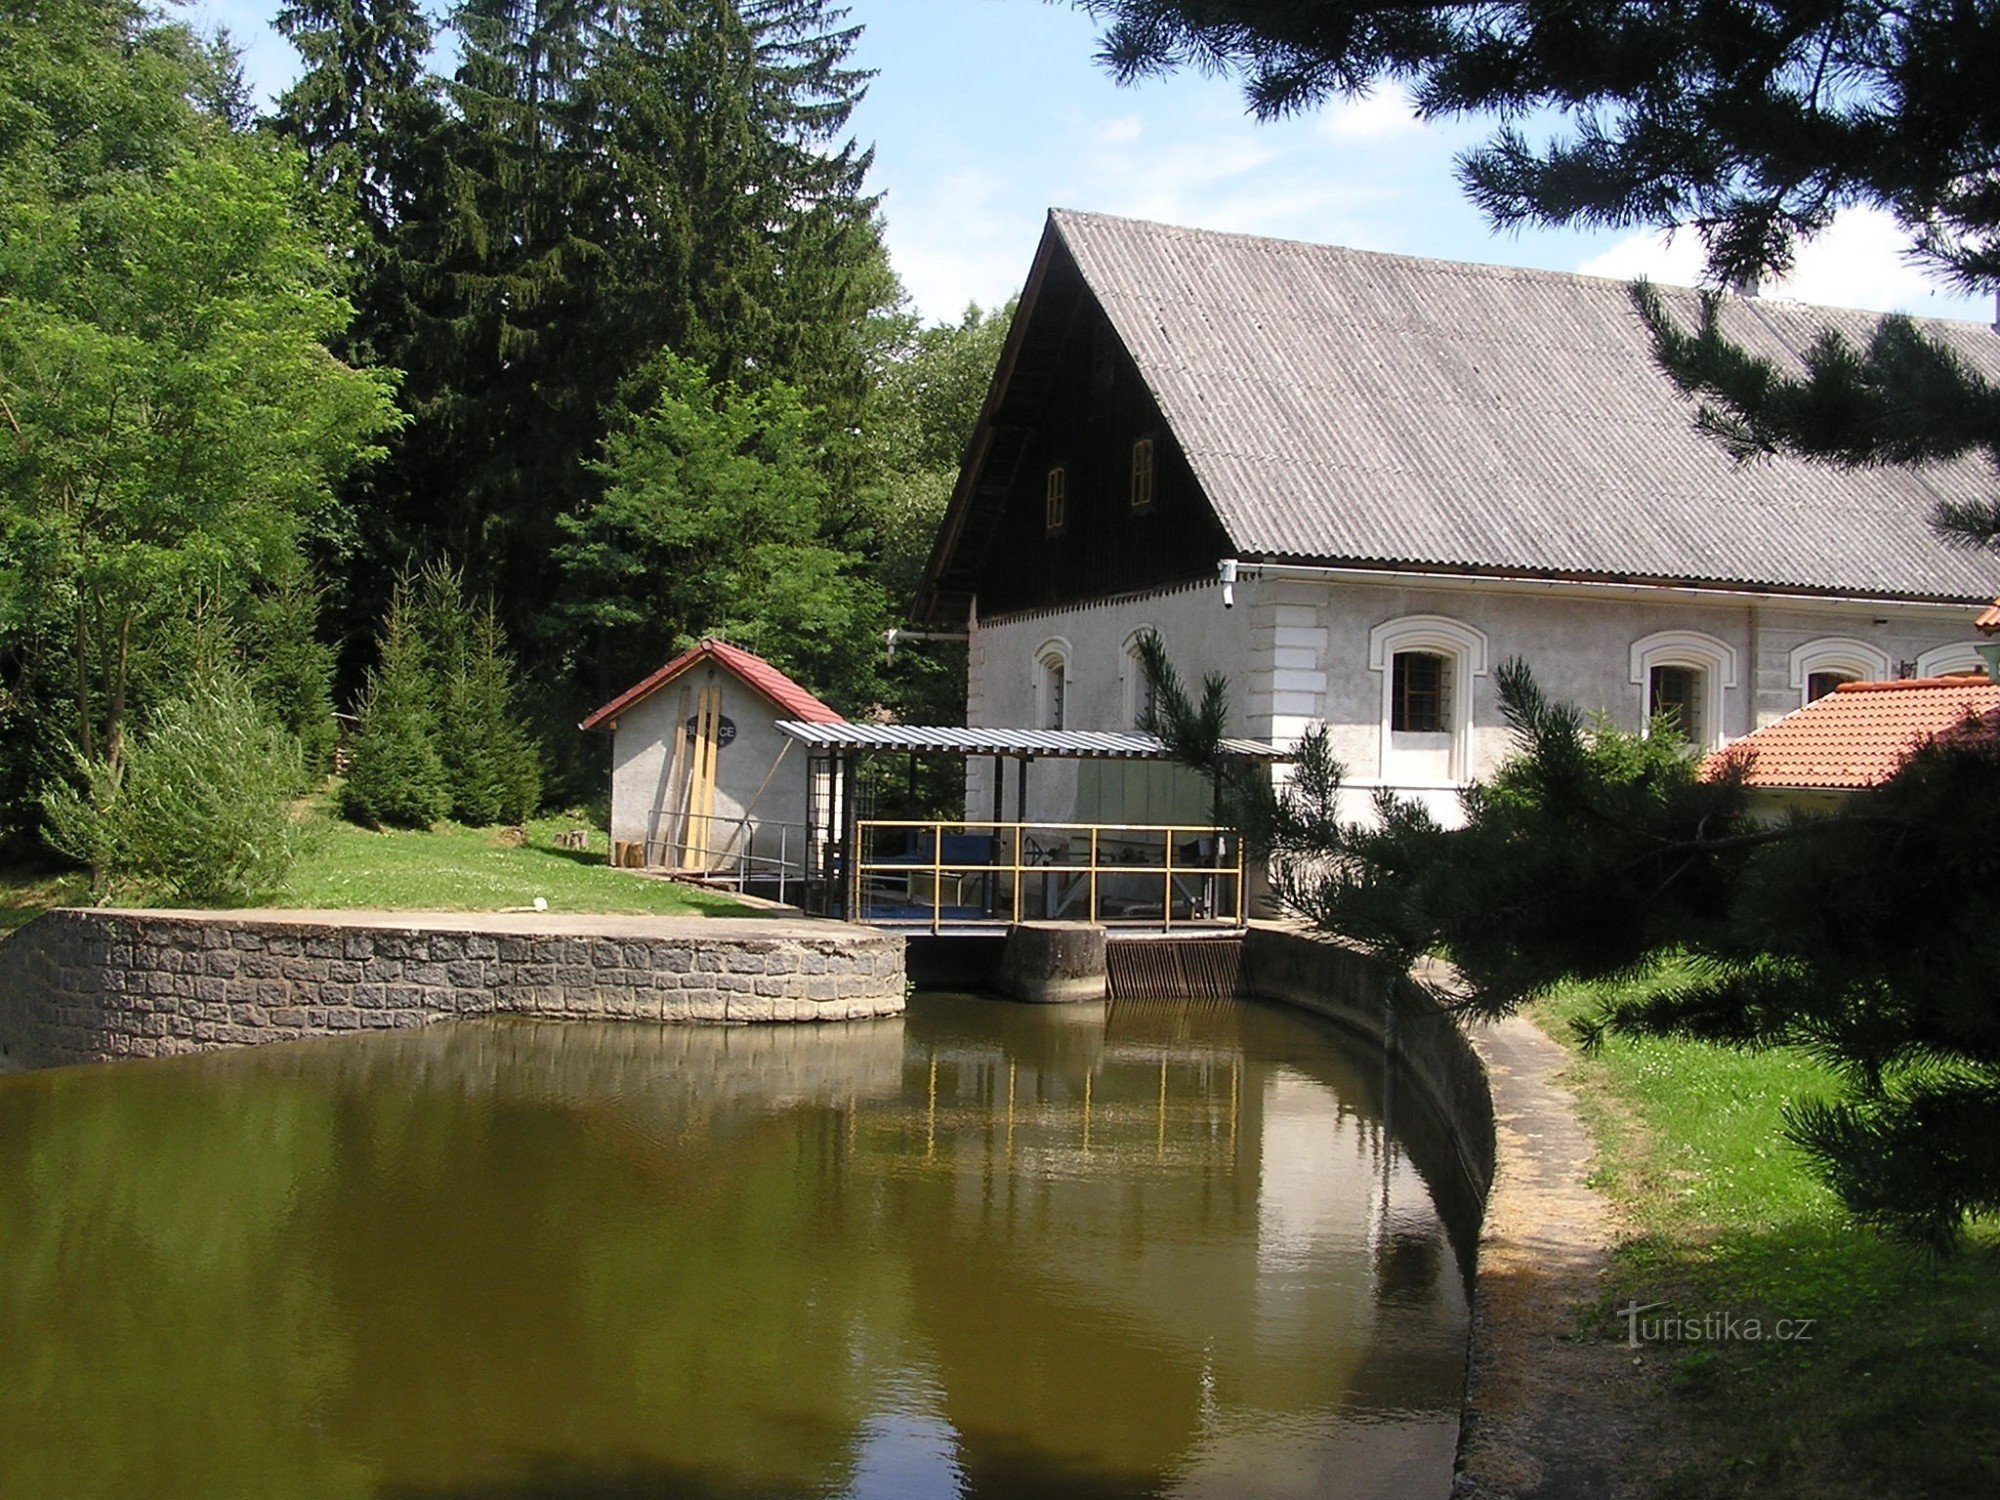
[775, 722, 1291, 761]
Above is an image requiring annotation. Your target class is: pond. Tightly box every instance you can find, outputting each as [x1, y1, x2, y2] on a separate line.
[0, 993, 1475, 1499]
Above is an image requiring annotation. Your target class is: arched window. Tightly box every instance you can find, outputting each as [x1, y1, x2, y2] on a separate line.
[1790, 638, 1890, 705]
[1630, 630, 1737, 749]
[1123, 628, 1159, 729]
[1915, 642, 1984, 678]
[1035, 639, 1071, 730]
[1368, 615, 1488, 782]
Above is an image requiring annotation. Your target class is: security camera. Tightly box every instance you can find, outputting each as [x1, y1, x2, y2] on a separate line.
[1218, 558, 1238, 609]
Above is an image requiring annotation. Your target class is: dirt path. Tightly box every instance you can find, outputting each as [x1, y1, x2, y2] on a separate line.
[1453, 1014, 1678, 1499]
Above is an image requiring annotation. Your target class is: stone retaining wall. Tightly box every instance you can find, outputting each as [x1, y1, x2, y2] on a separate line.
[0, 909, 905, 1071]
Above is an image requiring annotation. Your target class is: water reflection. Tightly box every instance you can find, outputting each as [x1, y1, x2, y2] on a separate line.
[0, 994, 1471, 1499]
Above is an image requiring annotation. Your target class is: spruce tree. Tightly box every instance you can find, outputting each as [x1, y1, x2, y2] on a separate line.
[272, 0, 440, 246]
[341, 578, 448, 829]
[418, 561, 542, 824]
[244, 569, 339, 779]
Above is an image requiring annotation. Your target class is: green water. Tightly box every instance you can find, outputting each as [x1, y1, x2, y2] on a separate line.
[0, 995, 1473, 1499]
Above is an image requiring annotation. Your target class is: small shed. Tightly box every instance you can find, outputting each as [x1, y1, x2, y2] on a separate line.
[582, 639, 842, 879]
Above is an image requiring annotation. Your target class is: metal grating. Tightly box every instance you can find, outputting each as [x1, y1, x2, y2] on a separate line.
[1106, 936, 1245, 1001]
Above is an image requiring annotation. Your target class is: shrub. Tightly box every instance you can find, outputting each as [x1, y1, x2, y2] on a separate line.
[42, 671, 312, 905]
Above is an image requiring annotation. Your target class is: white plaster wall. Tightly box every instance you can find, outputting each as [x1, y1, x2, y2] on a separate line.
[607, 670, 811, 863]
[967, 572, 1983, 829]
[967, 582, 1252, 827]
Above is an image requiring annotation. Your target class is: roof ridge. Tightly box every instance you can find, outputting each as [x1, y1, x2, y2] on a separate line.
[1833, 675, 1998, 693]
[1048, 206, 2000, 331]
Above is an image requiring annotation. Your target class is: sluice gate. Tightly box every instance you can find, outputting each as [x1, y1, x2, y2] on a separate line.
[1105, 934, 1245, 1002]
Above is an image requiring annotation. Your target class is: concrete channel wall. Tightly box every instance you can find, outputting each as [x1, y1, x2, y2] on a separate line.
[0, 909, 906, 1071]
[1242, 925, 1497, 1204]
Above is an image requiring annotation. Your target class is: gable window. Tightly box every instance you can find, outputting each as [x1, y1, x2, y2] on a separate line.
[1130, 436, 1155, 511]
[1649, 665, 1702, 743]
[1630, 630, 1737, 750]
[1044, 465, 1067, 534]
[1392, 651, 1449, 733]
[1369, 615, 1488, 783]
[1036, 640, 1070, 730]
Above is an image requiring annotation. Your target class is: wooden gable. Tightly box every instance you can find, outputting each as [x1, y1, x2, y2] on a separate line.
[916, 220, 1233, 624]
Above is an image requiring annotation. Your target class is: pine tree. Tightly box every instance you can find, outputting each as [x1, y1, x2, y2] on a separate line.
[1077, 0, 2000, 551]
[418, 561, 542, 824]
[341, 578, 448, 828]
[272, 0, 440, 245]
[244, 569, 338, 778]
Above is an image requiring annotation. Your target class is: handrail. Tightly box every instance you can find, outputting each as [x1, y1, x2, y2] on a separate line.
[640, 813, 812, 906]
[854, 819, 1248, 934]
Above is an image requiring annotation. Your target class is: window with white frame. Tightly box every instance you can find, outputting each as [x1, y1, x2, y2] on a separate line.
[1790, 637, 1890, 705]
[1123, 628, 1160, 728]
[1036, 640, 1070, 730]
[1915, 642, 1984, 678]
[1630, 630, 1737, 750]
[1044, 465, 1067, 534]
[1130, 436, 1156, 511]
[1392, 650, 1450, 733]
[1368, 615, 1488, 782]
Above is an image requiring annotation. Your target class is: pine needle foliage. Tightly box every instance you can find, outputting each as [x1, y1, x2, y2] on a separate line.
[1146, 634, 2000, 1249]
[417, 561, 542, 825]
[1076, 0, 2000, 553]
[341, 576, 448, 829]
[42, 665, 312, 906]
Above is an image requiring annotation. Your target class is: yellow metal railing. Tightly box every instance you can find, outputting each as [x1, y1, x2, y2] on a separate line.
[853, 820, 1248, 934]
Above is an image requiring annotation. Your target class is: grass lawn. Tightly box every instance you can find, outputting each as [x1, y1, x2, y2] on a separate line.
[1532, 979, 2000, 1499]
[1, 803, 748, 926]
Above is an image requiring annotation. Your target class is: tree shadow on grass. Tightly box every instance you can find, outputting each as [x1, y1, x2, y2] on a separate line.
[1586, 1216, 2000, 1500]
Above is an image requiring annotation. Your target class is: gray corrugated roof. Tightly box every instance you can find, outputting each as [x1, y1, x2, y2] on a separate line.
[775, 722, 1289, 761]
[1050, 210, 1999, 602]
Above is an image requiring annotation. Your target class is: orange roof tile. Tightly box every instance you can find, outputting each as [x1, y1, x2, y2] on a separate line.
[1977, 599, 2000, 634]
[1703, 676, 2000, 790]
[580, 639, 843, 732]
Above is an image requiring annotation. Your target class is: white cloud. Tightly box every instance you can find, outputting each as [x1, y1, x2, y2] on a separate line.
[1317, 86, 1423, 144]
[1096, 115, 1144, 145]
[877, 168, 1039, 322]
[1576, 227, 1709, 289]
[1577, 209, 1987, 320]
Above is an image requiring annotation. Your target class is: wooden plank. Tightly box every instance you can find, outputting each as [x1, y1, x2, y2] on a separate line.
[654, 684, 692, 867]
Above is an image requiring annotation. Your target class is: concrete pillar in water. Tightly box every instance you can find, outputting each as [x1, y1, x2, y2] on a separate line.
[1000, 922, 1108, 1004]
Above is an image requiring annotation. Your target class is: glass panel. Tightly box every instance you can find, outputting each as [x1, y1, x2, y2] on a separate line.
[1649, 665, 1701, 742]
[1392, 652, 1446, 733]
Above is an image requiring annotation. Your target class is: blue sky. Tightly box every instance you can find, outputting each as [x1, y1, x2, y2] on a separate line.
[190, 0, 1989, 326]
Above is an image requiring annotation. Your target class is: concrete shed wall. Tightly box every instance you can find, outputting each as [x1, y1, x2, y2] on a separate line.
[606, 666, 810, 864]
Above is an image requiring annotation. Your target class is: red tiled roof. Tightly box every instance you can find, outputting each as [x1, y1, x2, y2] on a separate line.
[579, 639, 843, 732]
[1703, 676, 2000, 790]
[1977, 599, 2000, 634]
